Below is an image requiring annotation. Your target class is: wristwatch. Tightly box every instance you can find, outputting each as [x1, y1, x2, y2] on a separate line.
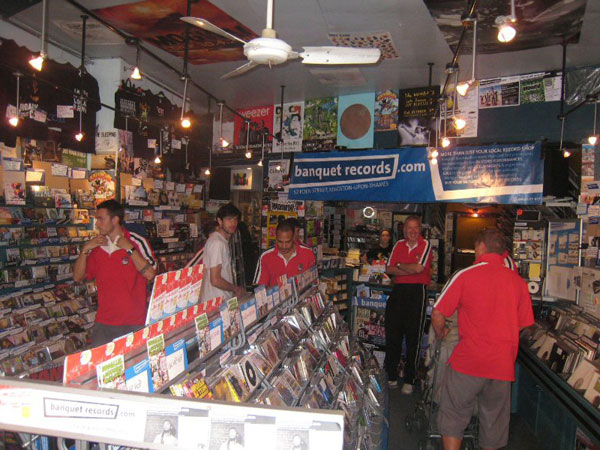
[126, 247, 136, 256]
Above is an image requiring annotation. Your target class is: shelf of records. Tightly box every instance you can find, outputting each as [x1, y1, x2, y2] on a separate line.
[519, 302, 600, 413]
[49, 267, 387, 449]
[0, 280, 97, 378]
[123, 182, 204, 210]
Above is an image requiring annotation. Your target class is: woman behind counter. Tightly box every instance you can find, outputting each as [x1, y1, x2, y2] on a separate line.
[361, 228, 394, 264]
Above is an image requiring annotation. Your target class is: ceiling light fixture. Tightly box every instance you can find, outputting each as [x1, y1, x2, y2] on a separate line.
[428, 148, 438, 165]
[75, 99, 84, 141]
[130, 41, 142, 80]
[453, 116, 467, 130]
[441, 136, 451, 148]
[204, 168, 211, 175]
[588, 99, 598, 145]
[258, 131, 266, 167]
[217, 102, 229, 147]
[154, 155, 161, 164]
[458, 19, 477, 97]
[496, 0, 517, 43]
[8, 72, 22, 127]
[180, 77, 191, 129]
[558, 115, 570, 158]
[245, 120, 252, 159]
[29, 0, 47, 71]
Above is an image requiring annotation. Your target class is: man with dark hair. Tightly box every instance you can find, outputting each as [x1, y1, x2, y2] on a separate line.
[253, 221, 316, 287]
[200, 203, 245, 302]
[74, 199, 157, 347]
[431, 228, 534, 450]
[385, 215, 433, 394]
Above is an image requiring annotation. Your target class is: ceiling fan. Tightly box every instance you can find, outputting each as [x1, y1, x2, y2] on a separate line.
[181, 0, 381, 79]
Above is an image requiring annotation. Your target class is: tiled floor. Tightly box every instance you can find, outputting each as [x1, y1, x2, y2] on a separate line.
[386, 385, 543, 450]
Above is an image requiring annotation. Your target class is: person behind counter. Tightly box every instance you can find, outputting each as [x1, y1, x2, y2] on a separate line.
[253, 220, 316, 287]
[361, 228, 394, 264]
[200, 203, 246, 303]
[73, 199, 157, 347]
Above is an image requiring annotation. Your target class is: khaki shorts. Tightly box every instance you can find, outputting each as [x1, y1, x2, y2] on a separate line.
[438, 366, 511, 448]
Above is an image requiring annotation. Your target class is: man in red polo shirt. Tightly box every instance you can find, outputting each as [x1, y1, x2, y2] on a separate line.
[432, 228, 533, 450]
[253, 221, 316, 287]
[74, 200, 157, 347]
[385, 215, 433, 394]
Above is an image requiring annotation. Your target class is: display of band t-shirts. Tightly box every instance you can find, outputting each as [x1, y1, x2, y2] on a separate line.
[273, 102, 304, 153]
[212, 107, 235, 154]
[337, 93, 375, 149]
[114, 79, 142, 132]
[397, 86, 438, 146]
[233, 105, 274, 153]
[94, 0, 257, 64]
[302, 97, 338, 152]
[478, 76, 520, 108]
[374, 90, 399, 131]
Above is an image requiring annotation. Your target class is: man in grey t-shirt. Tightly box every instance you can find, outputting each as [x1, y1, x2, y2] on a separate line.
[200, 204, 246, 303]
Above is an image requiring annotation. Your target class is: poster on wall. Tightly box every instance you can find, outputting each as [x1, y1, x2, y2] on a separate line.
[374, 90, 399, 131]
[233, 105, 274, 153]
[544, 220, 581, 301]
[444, 83, 478, 138]
[478, 76, 520, 108]
[337, 93, 375, 149]
[397, 86, 438, 146]
[519, 72, 562, 104]
[88, 171, 116, 205]
[93, 0, 257, 65]
[230, 168, 253, 191]
[273, 101, 304, 153]
[302, 97, 338, 152]
[266, 159, 291, 192]
[289, 143, 544, 205]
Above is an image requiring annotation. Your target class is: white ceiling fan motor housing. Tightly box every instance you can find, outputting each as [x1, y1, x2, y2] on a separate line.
[244, 37, 292, 65]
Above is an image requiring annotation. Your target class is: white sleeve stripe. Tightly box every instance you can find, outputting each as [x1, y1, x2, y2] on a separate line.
[433, 262, 488, 308]
[419, 240, 432, 266]
[504, 256, 513, 270]
[253, 254, 264, 284]
[129, 233, 157, 268]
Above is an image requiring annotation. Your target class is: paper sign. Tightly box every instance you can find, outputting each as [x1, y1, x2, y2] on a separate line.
[51, 164, 69, 177]
[57, 105, 74, 118]
[147, 139, 157, 149]
[153, 179, 164, 189]
[25, 169, 45, 183]
[3, 158, 23, 172]
[176, 183, 186, 193]
[172, 139, 182, 149]
[131, 177, 142, 186]
[193, 184, 203, 193]
[165, 181, 175, 191]
[71, 169, 88, 180]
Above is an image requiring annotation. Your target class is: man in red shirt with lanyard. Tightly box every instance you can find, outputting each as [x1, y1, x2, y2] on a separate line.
[74, 200, 157, 347]
[385, 215, 433, 394]
[254, 221, 316, 287]
[432, 228, 533, 450]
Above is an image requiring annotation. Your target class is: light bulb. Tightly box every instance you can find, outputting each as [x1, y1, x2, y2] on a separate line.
[430, 157, 438, 165]
[130, 66, 142, 80]
[276, 164, 281, 171]
[245, 150, 252, 159]
[75, 132, 84, 141]
[431, 149, 439, 158]
[496, 17, 517, 43]
[257, 159, 263, 167]
[456, 81, 471, 97]
[8, 117, 19, 127]
[441, 137, 451, 148]
[220, 137, 230, 148]
[453, 116, 467, 130]
[588, 135, 598, 146]
[29, 53, 45, 71]
[562, 149, 571, 158]
[181, 117, 191, 128]
[154, 155, 161, 164]
[204, 168, 211, 175]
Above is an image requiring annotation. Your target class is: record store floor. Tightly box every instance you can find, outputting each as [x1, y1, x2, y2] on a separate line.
[387, 386, 543, 450]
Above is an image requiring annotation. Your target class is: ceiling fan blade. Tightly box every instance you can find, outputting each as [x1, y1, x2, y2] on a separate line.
[299, 47, 381, 65]
[181, 16, 247, 45]
[221, 61, 259, 79]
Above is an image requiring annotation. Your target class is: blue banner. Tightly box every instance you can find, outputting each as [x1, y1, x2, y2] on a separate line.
[289, 143, 543, 204]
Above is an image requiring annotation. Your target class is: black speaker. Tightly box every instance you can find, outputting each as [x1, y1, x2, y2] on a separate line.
[209, 167, 232, 201]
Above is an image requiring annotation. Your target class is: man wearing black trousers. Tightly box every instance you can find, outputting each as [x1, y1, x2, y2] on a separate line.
[385, 216, 433, 394]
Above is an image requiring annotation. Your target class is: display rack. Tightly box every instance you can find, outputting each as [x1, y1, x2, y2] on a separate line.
[0, 268, 388, 449]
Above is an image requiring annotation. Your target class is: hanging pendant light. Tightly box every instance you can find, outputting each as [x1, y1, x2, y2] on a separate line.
[496, 0, 517, 43]
[130, 41, 143, 80]
[588, 100, 598, 145]
[29, 0, 47, 71]
[180, 77, 191, 129]
[8, 72, 22, 127]
[244, 120, 252, 159]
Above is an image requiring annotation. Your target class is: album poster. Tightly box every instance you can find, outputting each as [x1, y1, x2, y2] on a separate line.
[93, 0, 257, 64]
[273, 101, 304, 153]
[337, 93, 375, 149]
[478, 76, 520, 108]
[233, 105, 274, 153]
[302, 97, 338, 152]
[397, 86, 438, 146]
[3, 171, 26, 205]
[375, 90, 399, 131]
[266, 159, 290, 192]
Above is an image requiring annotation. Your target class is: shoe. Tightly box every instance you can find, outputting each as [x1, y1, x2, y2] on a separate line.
[401, 383, 414, 395]
[388, 380, 399, 388]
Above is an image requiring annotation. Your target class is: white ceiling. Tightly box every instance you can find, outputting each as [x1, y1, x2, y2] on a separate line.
[3, 0, 600, 113]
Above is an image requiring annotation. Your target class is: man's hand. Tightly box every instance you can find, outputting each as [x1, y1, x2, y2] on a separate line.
[437, 326, 450, 341]
[82, 235, 106, 254]
[114, 234, 135, 251]
[431, 309, 449, 341]
[234, 286, 246, 299]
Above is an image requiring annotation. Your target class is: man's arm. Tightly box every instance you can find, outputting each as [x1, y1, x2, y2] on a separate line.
[210, 265, 245, 297]
[431, 309, 449, 340]
[73, 235, 105, 282]
[116, 235, 156, 281]
[386, 262, 424, 277]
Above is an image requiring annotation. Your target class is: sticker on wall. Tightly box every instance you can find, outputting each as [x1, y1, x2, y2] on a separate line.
[337, 93, 375, 149]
